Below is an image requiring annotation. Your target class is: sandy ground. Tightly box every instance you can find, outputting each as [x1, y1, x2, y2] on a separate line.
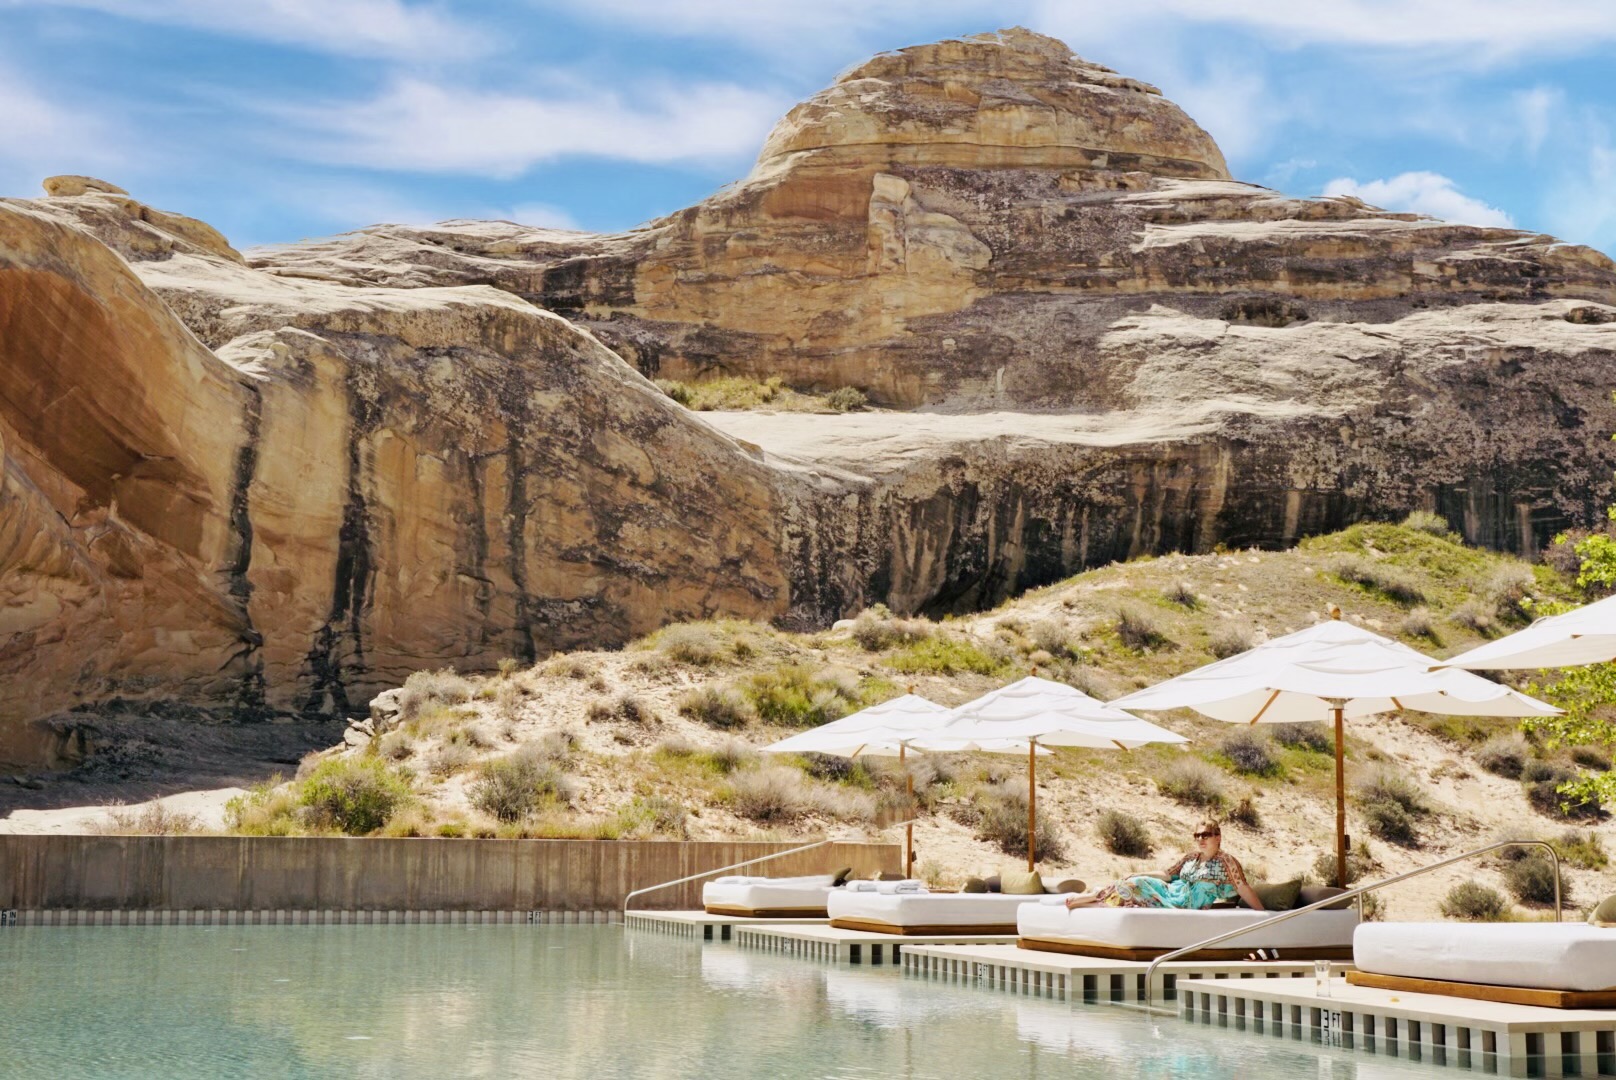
[0, 788, 245, 834]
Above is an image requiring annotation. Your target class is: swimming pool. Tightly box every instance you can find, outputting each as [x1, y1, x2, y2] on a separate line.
[2, 925, 1458, 1079]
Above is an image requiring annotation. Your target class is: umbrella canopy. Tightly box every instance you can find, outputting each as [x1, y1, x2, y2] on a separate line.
[1438, 593, 1616, 670]
[1112, 615, 1559, 885]
[921, 676, 1187, 870]
[759, 693, 1046, 876]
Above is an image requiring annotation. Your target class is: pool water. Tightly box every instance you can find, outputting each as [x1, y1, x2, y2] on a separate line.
[3, 926, 1451, 1079]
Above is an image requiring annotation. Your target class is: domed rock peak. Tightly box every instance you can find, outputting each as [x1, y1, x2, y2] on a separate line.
[755, 27, 1231, 179]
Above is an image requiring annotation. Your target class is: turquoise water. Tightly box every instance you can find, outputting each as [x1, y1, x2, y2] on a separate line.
[3, 926, 1451, 1079]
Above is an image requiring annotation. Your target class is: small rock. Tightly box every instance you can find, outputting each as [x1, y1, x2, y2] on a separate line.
[369, 688, 404, 731]
[342, 728, 371, 749]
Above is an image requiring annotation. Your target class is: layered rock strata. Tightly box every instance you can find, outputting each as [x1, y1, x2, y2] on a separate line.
[3, 28, 1616, 764]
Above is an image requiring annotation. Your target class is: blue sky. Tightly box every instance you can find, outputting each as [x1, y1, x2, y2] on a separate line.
[2, 0, 1615, 255]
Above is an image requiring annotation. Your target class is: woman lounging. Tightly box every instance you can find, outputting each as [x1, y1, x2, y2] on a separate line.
[1065, 820, 1264, 910]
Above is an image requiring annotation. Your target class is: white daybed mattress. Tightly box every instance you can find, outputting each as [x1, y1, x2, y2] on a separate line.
[827, 889, 1044, 929]
[1354, 922, 1616, 992]
[702, 875, 836, 915]
[1017, 897, 1359, 951]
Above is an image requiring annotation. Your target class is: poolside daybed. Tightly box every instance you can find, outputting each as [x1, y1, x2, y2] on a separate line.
[702, 874, 842, 918]
[827, 884, 1049, 935]
[1347, 922, 1616, 1009]
[1015, 896, 1358, 961]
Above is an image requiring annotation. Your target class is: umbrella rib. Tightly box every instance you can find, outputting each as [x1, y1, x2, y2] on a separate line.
[1390, 697, 1404, 710]
[1248, 688, 1281, 725]
[1111, 739, 1129, 753]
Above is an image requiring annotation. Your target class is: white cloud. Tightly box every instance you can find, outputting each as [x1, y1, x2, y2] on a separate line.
[1511, 86, 1564, 156]
[1322, 172, 1514, 228]
[1544, 132, 1616, 254]
[19, 0, 488, 60]
[1161, 62, 1273, 163]
[0, 63, 125, 195]
[273, 78, 788, 177]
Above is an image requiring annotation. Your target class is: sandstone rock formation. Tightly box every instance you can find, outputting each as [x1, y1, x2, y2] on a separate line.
[3, 28, 1616, 764]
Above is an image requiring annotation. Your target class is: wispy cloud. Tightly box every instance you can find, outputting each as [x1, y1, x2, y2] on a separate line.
[1323, 171, 1514, 228]
[17, 0, 489, 60]
[0, 62, 125, 195]
[272, 78, 787, 177]
[1544, 128, 1616, 254]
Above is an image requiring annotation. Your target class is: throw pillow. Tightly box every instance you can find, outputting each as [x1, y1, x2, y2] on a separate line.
[999, 868, 1045, 895]
[1240, 878, 1303, 910]
[961, 877, 989, 894]
[830, 867, 853, 887]
[1589, 892, 1616, 928]
[1045, 879, 1086, 894]
[983, 875, 1002, 893]
[1297, 884, 1352, 911]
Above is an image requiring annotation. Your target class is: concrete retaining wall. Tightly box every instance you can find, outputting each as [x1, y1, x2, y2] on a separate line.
[0, 835, 899, 914]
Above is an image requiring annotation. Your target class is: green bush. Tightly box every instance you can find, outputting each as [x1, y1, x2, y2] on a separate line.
[1524, 762, 1602, 820]
[1329, 554, 1426, 605]
[1227, 794, 1262, 829]
[1273, 723, 1332, 753]
[1117, 605, 1171, 651]
[972, 782, 1065, 861]
[1096, 809, 1153, 857]
[1551, 829, 1608, 869]
[1440, 881, 1509, 921]
[728, 766, 815, 823]
[1355, 767, 1431, 847]
[677, 685, 755, 729]
[1485, 566, 1535, 623]
[1219, 729, 1282, 777]
[1156, 758, 1226, 809]
[744, 665, 861, 726]
[1402, 511, 1454, 538]
[1028, 618, 1082, 659]
[397, 668, 474, 723]
[824, 386, 868, 412]
[298, 757, 414, 835]
[615, 796, 690, 839]
[1165, 581, 1201, 610]
[850, 605, 934, 651]
[1571, 746, 1612, 772]
[886, 636, 1005, 676]
[1452, 599, 1496, 635]
[1400, 606, 1440, 643]
[1208, 624, 1253, 659]
[1311, 843, 1376, 886]
[1502, 852, 1571, 907]
[468, 751, 575, 822]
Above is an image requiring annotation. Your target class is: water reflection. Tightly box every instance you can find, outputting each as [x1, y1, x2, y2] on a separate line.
[0, 927, 1491, 1080]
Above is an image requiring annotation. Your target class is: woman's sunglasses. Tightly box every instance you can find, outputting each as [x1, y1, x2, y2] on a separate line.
[1193, 831, 1219, 839]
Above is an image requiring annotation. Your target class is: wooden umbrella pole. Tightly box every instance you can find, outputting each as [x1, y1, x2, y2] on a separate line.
[1027, 739, 1038, 872]
[1333, 704, 1348, 889]
[901, 743, 914, 878]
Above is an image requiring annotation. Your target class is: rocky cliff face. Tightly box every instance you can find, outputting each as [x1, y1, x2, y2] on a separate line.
[3, 28, 1615, 764]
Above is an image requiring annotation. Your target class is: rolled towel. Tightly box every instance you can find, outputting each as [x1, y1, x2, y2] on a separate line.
[847, 881, 879, 892]
[875, 880, 928, 895]
[710, 876, 748, 885]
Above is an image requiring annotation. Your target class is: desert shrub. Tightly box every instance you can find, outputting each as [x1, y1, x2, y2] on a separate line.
[1571, 746, 1612, 771]
[1502, 851, 1572, 906]
[824, 386, 868, 412]
[1208, 624, 1253, 660]
[615, 796, 690, 839]
[469, 750, 575, 822]
[1219, 729, 1281, 777]
[744, 665, 860, 726]
[375, 729, 416, 761]
[425, 742, 475, 777]
[1156, 758, 1226, 809]
[1028, 618, 1082, 660]
[532, 729, 576, 761]
[1400, 606, 1440, 642]
[1551, 828, 1609, 869]
[1402, 511, 1454, 538]
[493, 683, 524, 726]
[298, 757, 414, 835]
[615, 695, 656, 725]
[1452, 599, 1496, 635]
[887, 635, 1006, 676]
[816, 785, 879, 823]
[1485, 565, 1536, 623]
[1117, 605, 1171, 651]
[1311, 843, 1376, 886]
[797, 752, 870, 786]
[1273, 723, 1332, 753]
[641, 621, 763, 667]
[1165, 580, 1201, 609]
[708, 738, 758, 774]
[971, 781, 1065, 861]
[93, 802, 201, 836]
[1356, 766, 1431, 847]
[223, 777, 300, 836]
[1476, 732, 1530, 779]
[543, 656, 595, 680]
[1329, 554, 1426, 605]
[1440, 881, 1509, 921]
[585, 699, 613, 723]
[1227, 794, 1262, 829]
[1360, 892, 1388, 922]
[729, 766, 815, 823]
[654, 378, 694, 406]
[849, 604, 934, 651]
[1096, 809, 1153, 857]
[677, 685, 755, 729]
[397, 668, 474, 723]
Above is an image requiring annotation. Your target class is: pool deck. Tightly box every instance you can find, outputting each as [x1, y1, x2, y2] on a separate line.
[736, 923, 1016, 964]
[1177, 974, 1616, 1078]
[901, 942, 1336, 1002]
[624, 909, 828, 941]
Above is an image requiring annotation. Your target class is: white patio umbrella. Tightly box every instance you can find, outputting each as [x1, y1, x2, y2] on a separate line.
[1112, 613, 1560, 886]
[1439, 593, 1616, 670]
[761, 693, 1047, 876]
[920, 676, 1189, 871]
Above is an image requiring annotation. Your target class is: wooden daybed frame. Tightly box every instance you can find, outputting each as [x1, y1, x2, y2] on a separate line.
[1346, 970, 1616, 1010]
[829, 918, 1018, 936]
[704, 904, 829, 918]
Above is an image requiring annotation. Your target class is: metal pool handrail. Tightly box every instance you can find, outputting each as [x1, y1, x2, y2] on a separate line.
[1141, 838, 1562, 1009]
[621, 820, 918, 916]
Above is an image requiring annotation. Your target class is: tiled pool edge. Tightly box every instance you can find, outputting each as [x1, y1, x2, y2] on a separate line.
[2, 908, 623, 926]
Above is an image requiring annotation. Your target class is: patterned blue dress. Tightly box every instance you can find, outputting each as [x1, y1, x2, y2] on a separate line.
[1096, 851, 1250, 909]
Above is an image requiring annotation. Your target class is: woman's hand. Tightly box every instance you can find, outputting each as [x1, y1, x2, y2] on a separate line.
[1235, 882, 1265, 911]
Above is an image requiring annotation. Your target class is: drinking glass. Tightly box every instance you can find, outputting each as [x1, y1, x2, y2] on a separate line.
[1314, 959, 1332, 997]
